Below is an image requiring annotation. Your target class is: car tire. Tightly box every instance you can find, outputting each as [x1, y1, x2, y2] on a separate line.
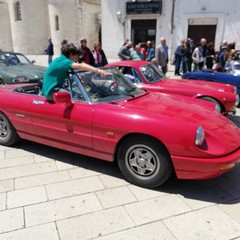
[200, 96, 223, 113]
[117, 135, 173, 188]
[0, 112, 19, 146]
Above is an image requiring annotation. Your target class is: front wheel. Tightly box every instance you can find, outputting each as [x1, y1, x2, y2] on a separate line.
[0, 112, 19, 146]
[117, 136, 173, 188]
[200, 96, 223, 113]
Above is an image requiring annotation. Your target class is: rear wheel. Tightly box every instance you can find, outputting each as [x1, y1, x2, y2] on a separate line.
[117, 136, 173, 188]
[0, 112, 19, 146]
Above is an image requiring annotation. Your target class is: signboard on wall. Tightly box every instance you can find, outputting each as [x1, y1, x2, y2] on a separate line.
[126, 0, 162, 14]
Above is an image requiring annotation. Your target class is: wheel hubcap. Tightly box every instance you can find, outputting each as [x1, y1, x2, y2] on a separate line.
[126, 145, 159, 177]
[0, 116, 8, 138]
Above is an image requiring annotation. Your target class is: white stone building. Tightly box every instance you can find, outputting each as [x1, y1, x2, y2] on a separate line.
[0, 0, 101, 55]
[101, 0, 240, 59]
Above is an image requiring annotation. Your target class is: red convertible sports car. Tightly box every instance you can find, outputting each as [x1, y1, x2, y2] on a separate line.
[0, 69, 239, 188]
[107, 60, 239, 115]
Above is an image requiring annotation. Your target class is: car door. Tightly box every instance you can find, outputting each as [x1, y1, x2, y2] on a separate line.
[29, 95, 94, 150]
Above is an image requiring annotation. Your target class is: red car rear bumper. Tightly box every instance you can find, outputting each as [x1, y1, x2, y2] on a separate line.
[172, 148, 240, 179]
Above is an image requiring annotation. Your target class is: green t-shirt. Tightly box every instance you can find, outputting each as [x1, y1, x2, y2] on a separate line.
[42, 54, 74, 98]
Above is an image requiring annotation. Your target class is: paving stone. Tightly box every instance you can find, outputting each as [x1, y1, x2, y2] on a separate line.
[7, 186, 47, 208]
[98, 174, 129, 188]
[46, 176, 105, 200]
[128, 185, 167, 200]
[0, 162, 57, 181]
[0, 179, 14, 193]
[124, 194, 191, 225]
[97, 221, 177, 240]
[5, 149, 35, 159]
[0, 223, 59, 240]
[0, 193, 6, 210]
[57, 207, 134, 240]
[25, 193, 102, 227]
[218, 199, 240, 224]
[177, 185, 233, 210]
[163, 206, 240, 240]
[0, 156, 34, 169]
[55, 160, 75, 170]
[0, 151, 5, 160]
[33, 155, 54, 163]
[96, 186, 137, 208]
[0, 208, 24, 234]
[15, 171, 71, 189]
[68, 167, 101, 179]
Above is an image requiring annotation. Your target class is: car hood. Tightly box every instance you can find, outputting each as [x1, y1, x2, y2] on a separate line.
[0, 64, 46, 80]
[159, 78, 232, 94]
[121, 92, 228, 130]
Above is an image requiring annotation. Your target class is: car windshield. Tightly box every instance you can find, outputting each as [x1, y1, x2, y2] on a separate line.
[69, 68, 146, 103]
[140, 63, 165, 83]
[0, 53, 31, 66]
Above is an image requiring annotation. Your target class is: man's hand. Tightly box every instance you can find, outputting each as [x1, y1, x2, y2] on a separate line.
[97, 69, 108, 77]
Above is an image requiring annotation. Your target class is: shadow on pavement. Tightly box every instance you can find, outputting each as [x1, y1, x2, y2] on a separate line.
[15, 139, 240, 205]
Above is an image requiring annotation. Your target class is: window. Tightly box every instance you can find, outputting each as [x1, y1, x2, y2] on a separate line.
[55, 15, 59, 31]
[15, 1, 22, 21]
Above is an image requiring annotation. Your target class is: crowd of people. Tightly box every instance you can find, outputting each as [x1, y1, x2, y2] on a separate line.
[45, 37, 108, 68]
[116, 37, 240, 76]
[45, 37, 240, 76]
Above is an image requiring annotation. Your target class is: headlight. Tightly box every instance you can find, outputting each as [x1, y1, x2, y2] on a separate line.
[12, 76, 29, 83]
[234, 86, 237, 94]
[195, 126, 205, 146]
[235, 94, 240, 107]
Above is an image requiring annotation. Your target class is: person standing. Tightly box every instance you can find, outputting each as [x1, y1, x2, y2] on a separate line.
[79, 38, 94, 66]
[155, 37, 169, 75]
[118, 41, 132, 60]
[206, 42, 216, 69]
[92, 42, 108, 67]
[130, 44, 143, 60]
[174, 39, 185, 75]
[45, 37, 54, 65]
[146, 41, 155, 61]
[192, 43, 204, 70]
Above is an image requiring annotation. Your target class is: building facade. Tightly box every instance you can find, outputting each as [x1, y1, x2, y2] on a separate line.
[0, 0, 101, 55]
[101, 0, 240, 59]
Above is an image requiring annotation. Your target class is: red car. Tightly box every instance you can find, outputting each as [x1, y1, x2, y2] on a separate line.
[0, 69, 239, 188]
[107, 60, 239, 115]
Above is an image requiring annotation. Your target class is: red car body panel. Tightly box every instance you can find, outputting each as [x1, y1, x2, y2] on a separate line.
[107, 60, 237, 113]
[0, 83, 239, 180]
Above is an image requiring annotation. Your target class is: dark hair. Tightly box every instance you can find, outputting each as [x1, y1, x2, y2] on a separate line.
[61, 43, 81, 58]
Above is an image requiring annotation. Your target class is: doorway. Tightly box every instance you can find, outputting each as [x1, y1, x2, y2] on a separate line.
[131, 19, 157, 45]
[188, 25, 216, 45]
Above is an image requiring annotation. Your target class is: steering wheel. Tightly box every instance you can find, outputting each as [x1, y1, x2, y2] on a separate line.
[107, 81, 118, 94]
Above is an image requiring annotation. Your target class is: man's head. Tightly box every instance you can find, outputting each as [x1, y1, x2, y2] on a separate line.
[160, 37, 166, 45]
[62, 43, 81, 62]
[80, 38, 87, 46]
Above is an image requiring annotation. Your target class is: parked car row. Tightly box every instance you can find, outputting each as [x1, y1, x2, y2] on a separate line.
[0, 66, 239, 188]
[182, 60, 240, 107]
[107, 60, 239, 115]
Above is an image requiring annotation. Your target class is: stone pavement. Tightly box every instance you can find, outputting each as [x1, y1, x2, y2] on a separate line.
[0, 58, 240, 240]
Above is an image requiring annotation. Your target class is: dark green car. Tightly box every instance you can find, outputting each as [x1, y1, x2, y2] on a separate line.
[0, 52, 46, 84]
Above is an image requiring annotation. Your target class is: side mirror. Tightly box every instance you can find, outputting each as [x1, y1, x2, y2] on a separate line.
[31, 60, 36, 64]
[53, 92, 73, 107]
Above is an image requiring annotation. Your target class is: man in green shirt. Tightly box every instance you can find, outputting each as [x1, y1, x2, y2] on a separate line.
[42, 43, 107, 101]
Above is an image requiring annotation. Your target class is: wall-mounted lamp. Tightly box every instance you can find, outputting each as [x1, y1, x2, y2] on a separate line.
[116, 11, 125, 25]
[116, 11, 122, 22]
